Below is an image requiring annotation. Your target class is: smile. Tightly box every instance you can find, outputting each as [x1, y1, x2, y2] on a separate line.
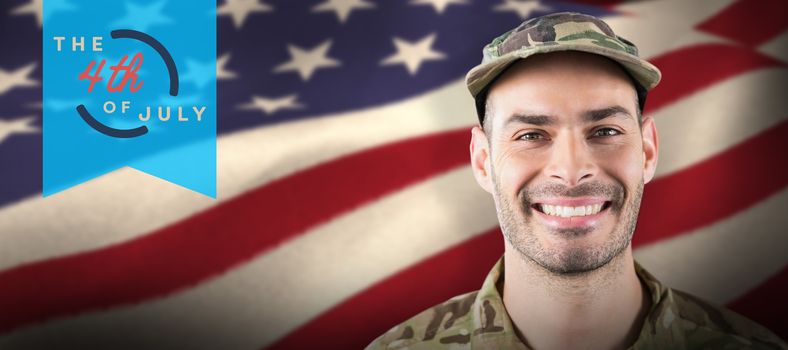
[535, 202, 611, 217]
[530, 199, 613, 229]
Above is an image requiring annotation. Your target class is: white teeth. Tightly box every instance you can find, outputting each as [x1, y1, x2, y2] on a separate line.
[539, 203, 604, 217]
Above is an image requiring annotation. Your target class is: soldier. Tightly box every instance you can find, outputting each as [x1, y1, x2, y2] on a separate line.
[367, 12, 787, 350]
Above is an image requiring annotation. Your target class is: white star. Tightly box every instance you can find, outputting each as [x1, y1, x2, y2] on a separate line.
[218, 0, 273, 29]
[217, 53, 237, 80]
[493, 0, 550, 19]
[10, 0, 41, 26]
[410, 0, 468, 14]
[10, 0, 74, 27]
[0, 116, 38, 144]
[0, 63, 38, 95]
[238, 95, 304, 115]
[380, 33, 446, 75]
[311, 0, 374, 24]
[272, 40, 341, 81]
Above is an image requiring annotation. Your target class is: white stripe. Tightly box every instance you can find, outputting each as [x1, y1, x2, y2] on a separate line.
[606, 0, 735, 59]
[653, 68, 788, 177]
[634, 188, 788, 304]
[0, 79, 476, 270]
[0, 167, 498, 349]
[759, 29, 788, 63]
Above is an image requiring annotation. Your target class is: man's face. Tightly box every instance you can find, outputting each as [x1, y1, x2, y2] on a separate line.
[470, 52, 659, 275]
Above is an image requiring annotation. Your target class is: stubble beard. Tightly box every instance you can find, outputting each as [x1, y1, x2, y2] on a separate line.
[493, 172, 643, 276]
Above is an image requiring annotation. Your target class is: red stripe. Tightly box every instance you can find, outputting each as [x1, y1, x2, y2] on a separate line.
[696, 0, 788, 47]
[633, 119, 788, 247]
[727, 264, 788, 340]
[644, 44, 783, 114]
[265, 228, 503, 350]
[0, 128, 471, 334]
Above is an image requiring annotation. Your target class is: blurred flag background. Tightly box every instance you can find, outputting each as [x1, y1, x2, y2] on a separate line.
[0, 0, 786, 348]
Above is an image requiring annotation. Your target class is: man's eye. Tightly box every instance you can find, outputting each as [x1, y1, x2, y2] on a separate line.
[593, 128, 621, 137]
[518, 132, 545, 141]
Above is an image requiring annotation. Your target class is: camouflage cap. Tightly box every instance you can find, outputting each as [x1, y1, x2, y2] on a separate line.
[466, 12, 662, 123]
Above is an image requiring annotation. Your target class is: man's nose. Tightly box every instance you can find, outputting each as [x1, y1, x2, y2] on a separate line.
[543, 134, 597, 186]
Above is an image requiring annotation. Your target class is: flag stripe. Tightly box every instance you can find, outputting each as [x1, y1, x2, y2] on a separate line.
[0, 75, 475, 268]
[267, 228, 504, 350]
[635, 119, 788, 246]
[653, 68, 788, 177]
[758, 30, 788, 63]
[0, 77, 476, 271]
[634, 188, 788, 304]
[728, 266, 788, 339]
[696, 0, 788, 47]
[0, 167, 497, 350]
[0, 127, 470, 334]
[605, 1, 742, 60]
[645, 43, 784, 114]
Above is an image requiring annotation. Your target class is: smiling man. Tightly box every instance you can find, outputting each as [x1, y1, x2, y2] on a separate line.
[367, 12, 786, 350]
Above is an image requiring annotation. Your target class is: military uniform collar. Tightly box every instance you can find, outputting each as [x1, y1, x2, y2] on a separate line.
[470, 256, 687, 349]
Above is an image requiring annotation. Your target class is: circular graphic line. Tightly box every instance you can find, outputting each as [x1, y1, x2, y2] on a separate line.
[111, 29, 179, 96]
[76, 104, 148, 138]
[77, 30, 177, 138]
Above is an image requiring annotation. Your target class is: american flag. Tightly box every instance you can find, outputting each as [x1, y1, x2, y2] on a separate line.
[0, 0, 786, 348]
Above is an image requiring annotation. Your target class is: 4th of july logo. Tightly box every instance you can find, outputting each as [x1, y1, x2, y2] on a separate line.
[43, 0, 216, 197]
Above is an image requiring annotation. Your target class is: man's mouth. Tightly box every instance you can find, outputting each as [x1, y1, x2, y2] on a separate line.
[528, 200, 612, 230]
[532, 201, 612, 218]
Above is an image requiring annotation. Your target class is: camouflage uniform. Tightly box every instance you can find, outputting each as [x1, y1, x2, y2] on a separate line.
[366, 258, 787, 350]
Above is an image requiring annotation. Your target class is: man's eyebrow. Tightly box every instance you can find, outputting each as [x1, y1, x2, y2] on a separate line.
[584, 106, 634, 123]
[504, 114, 555, 127]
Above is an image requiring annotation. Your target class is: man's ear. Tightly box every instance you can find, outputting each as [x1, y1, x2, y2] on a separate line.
[641, 115, 659, 184]
[470, 126, 493, 193]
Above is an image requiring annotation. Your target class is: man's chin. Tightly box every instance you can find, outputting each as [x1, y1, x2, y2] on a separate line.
[548, 227, 595, 238]
[529, 252, 614, 275]
[523, 239, 627, 276]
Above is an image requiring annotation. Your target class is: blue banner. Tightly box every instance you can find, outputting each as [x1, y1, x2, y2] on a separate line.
[43, 0, 216, 197]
